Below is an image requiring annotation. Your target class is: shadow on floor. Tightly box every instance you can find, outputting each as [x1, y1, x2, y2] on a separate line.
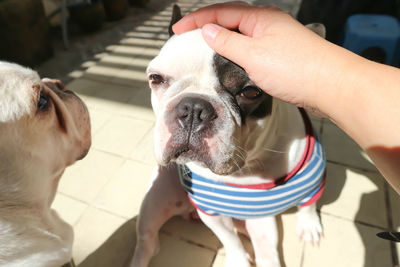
[78, 217, 137, 267]
[78, 216, 221, 267]
[318, 120, 399, 267]
[37, 0, 177, 83]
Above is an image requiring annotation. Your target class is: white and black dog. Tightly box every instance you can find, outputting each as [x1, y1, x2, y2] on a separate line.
[130, 5, 326, 267]
[0, 61, 91, 266]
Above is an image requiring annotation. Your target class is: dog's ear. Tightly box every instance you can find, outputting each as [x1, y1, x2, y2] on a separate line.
[168, 4, 182, 37]
[305, 23, 326, 39]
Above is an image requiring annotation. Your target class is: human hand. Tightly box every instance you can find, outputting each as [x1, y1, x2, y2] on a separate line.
[174, 2, 400, 195]
[172, 1, 342, 116]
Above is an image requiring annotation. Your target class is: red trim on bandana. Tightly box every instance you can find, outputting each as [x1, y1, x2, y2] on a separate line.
[186, 194, 218, 216]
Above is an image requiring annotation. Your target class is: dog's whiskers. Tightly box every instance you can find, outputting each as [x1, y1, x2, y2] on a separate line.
[234, 150, 246, 162]
[231, 137, 246, 151]
[262, 147, 287, 154]
[231, 152, 243, 175]
[217, 137, 246, 162]
[254, 159, 266, 170]
[214, 136, 246, 175]
[224, 136, 247, 159]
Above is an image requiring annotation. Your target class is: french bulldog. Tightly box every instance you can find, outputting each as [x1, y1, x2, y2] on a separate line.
[0, 61, 91, 266]
[130, 5, 326, 267]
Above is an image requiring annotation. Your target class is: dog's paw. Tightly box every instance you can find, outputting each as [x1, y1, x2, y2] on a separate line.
[296, 210, 323, 246]
[225, 252, 251, 267]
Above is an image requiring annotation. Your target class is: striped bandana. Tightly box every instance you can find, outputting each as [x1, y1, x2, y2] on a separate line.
[178, 109, 326, 220]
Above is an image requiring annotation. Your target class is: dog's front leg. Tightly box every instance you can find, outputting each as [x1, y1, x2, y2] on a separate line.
[129, 163, 193, 267]
[296, 203, 323, 245]
[198, 212, 251, 267]
[245, 216, 281, 267]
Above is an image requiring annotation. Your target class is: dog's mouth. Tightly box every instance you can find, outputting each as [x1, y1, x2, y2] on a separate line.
[163, 142, 242, 176]
[165, 143, 203, 164]
[172, 146, 190, 159]
[162, 139, 212, 168]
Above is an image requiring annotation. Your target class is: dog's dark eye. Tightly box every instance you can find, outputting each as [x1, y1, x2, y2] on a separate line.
[37, 91, 50, 111]
[149, 74, 166, 85]
[238, 86, 263, 99]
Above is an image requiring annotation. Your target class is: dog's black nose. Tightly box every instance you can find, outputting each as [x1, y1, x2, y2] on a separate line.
[175, 97, 217, 132]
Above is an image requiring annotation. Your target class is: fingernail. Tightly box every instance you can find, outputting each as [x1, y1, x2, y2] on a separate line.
[202, 24, 222, 41]
[171, 23, 178, 34]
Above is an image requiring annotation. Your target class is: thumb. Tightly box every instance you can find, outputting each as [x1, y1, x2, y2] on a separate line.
[202, 24, 252, 69]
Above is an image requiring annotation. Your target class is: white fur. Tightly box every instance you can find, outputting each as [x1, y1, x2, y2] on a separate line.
[0, 61, 91, 266]
[0, 62, 40, 122]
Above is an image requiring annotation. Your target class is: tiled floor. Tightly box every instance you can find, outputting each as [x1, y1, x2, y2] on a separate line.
[47, 0, 400, 267]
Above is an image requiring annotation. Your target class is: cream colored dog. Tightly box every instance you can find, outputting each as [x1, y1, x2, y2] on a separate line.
[0, 61, 91, 266]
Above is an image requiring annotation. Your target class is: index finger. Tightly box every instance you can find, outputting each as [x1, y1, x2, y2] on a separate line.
[172, 2, 259, 36]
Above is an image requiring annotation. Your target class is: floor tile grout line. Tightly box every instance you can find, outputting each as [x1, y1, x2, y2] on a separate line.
[384, 182, 399, 266]
[55, 192, 92, 227]
[58, 156, 129, 210]
[210, 253, 218, 267]
[80, 156, 129, 218]
[90, 118, 155, 160]
[326, 159, 379, 174]
[318, 211, 388, 231]
[72, 205, 91, 228]
[62, 159, 135, 226]
[89, 147, 156, 167]
[160, 229, 219, 253]
[90, 203, 133, 221]
[89, 157, 129, 201]
[131, 122, 155, 148]
[91, 114, 113, 137]
[58, 191, 90, 206]
[299, 242, 305, 267]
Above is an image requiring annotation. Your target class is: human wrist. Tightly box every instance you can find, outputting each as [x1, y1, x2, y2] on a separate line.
[316, 44, 400, 149]
[310, 43, 365, 122]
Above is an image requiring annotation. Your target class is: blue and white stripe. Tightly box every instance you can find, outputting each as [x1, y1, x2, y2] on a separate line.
[179, 138, 326, 220]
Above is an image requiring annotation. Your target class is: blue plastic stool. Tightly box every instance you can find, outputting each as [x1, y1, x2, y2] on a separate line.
[342, 14, 400, 66]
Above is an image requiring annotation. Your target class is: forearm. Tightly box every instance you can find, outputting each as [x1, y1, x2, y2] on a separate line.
[317, 43, 400, 191]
